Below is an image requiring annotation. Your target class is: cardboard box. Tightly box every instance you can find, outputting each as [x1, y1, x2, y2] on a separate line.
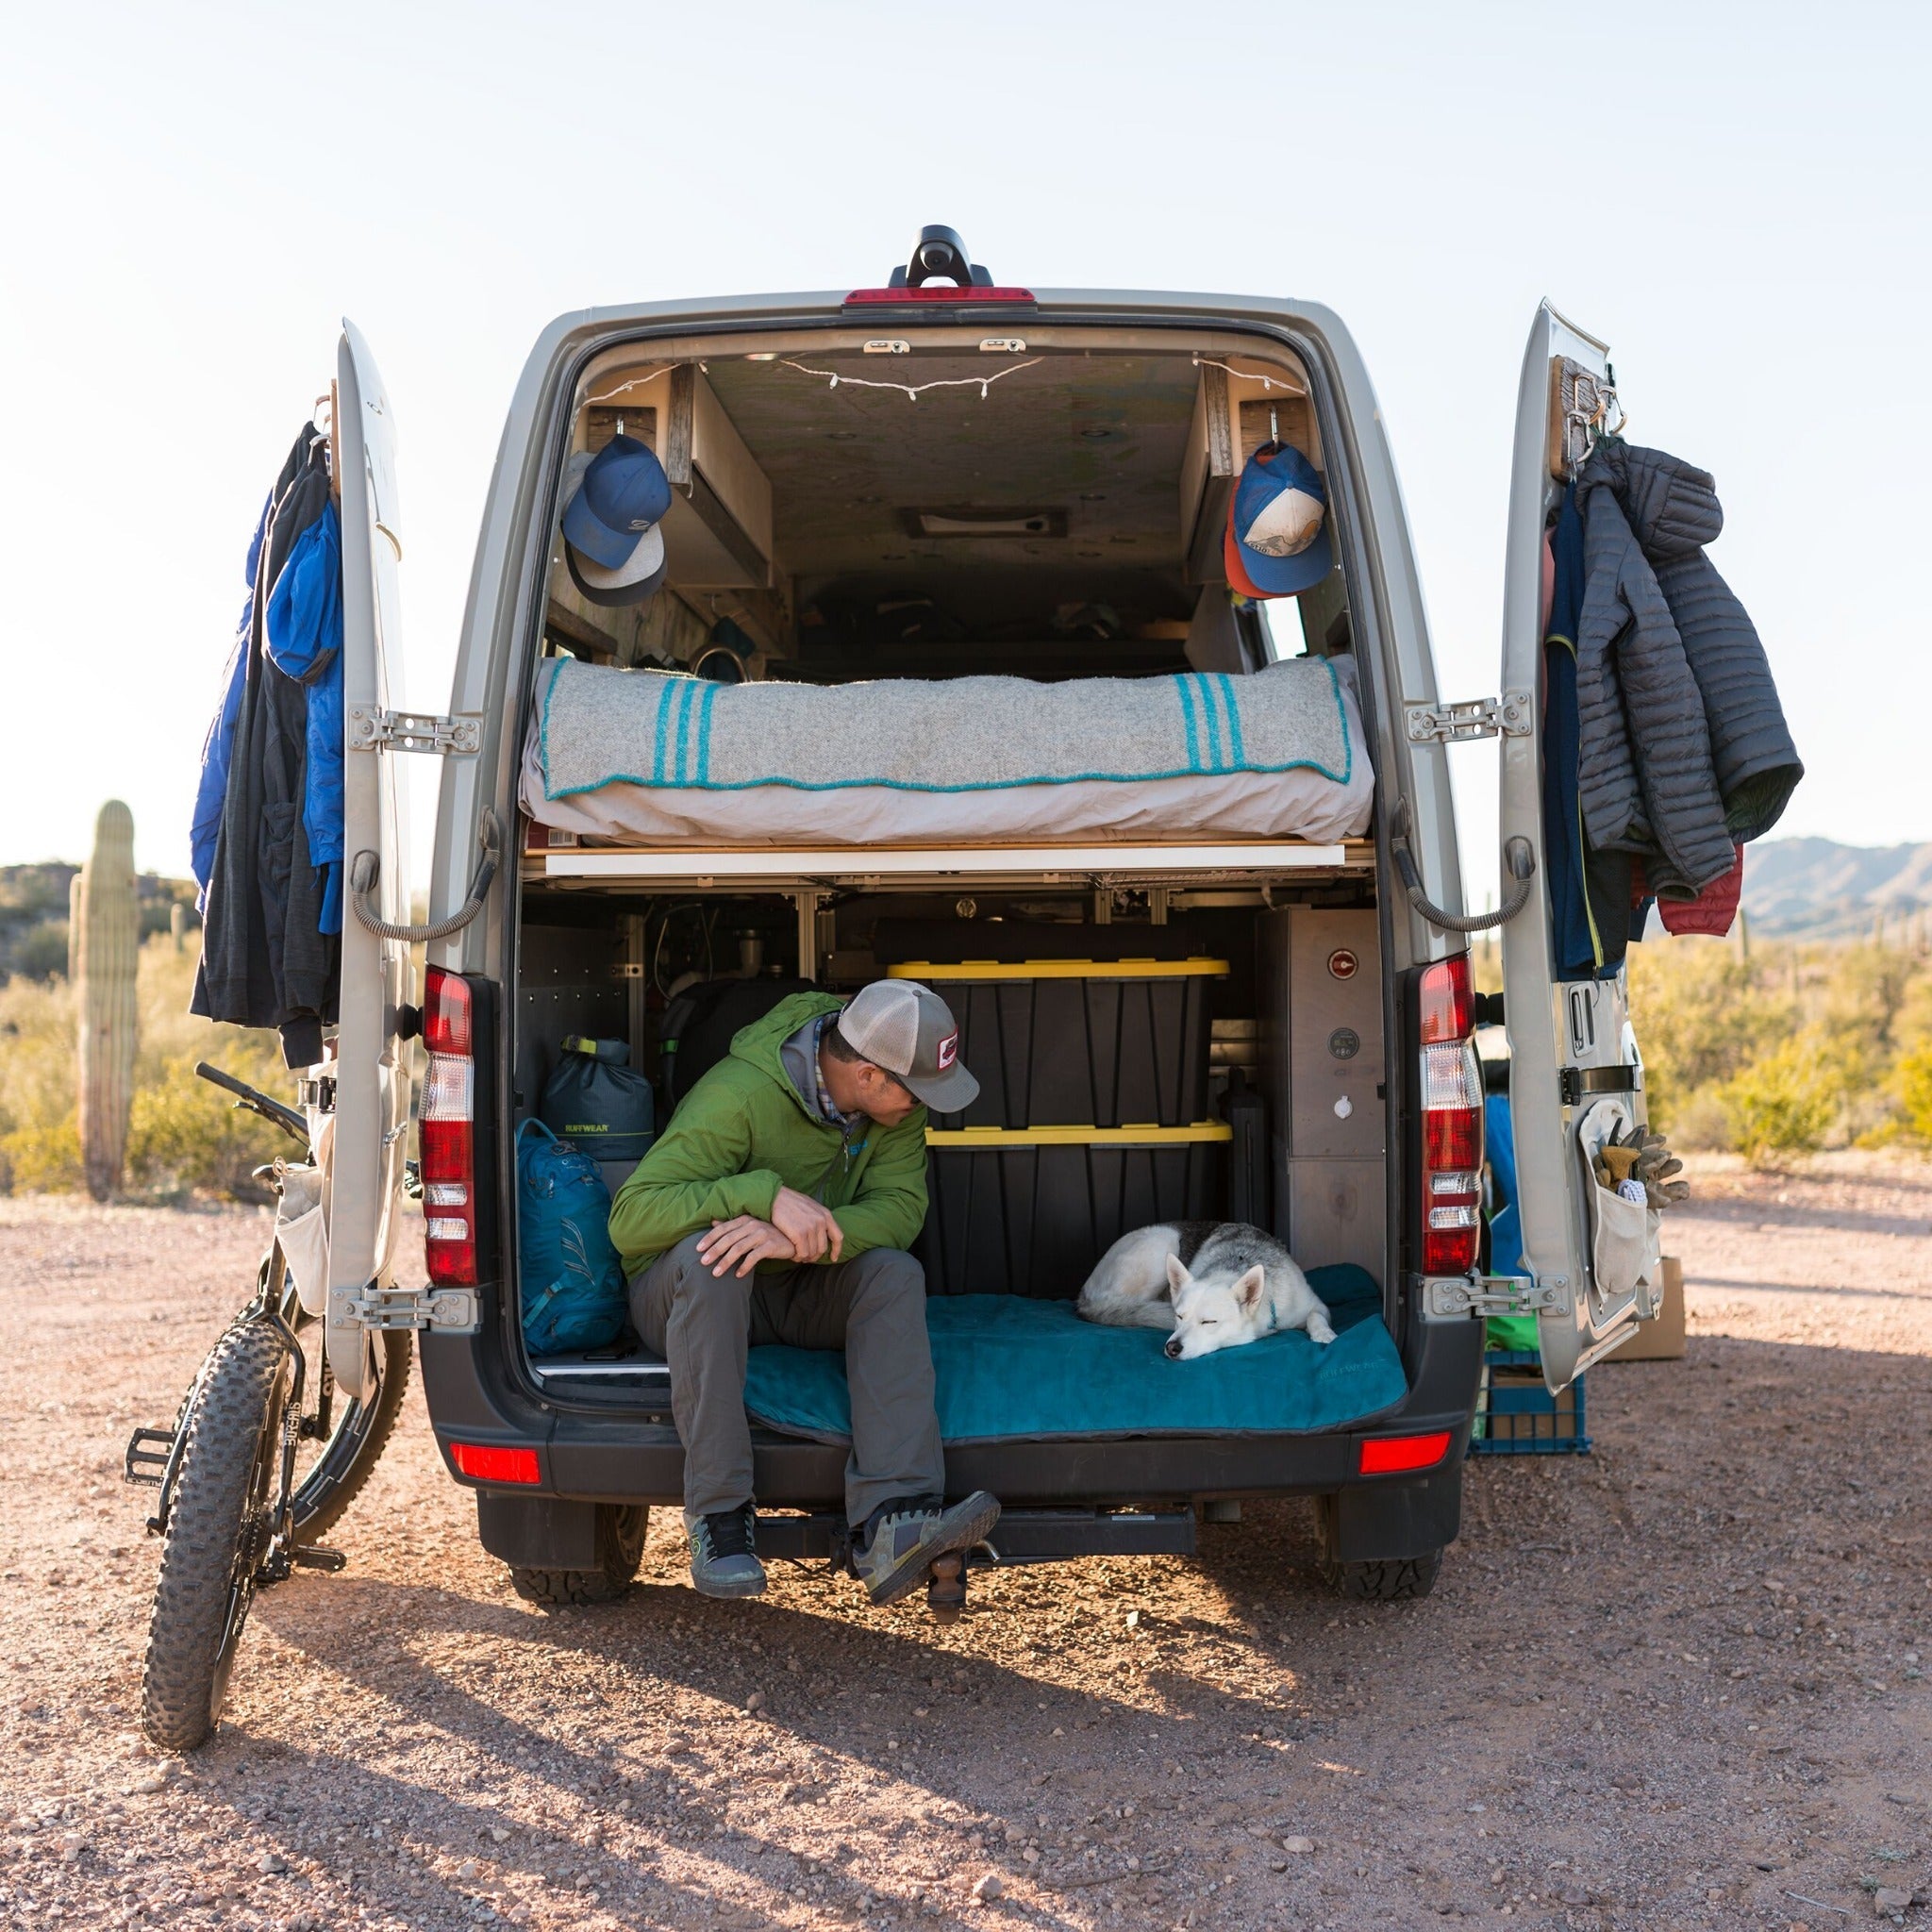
[1604, 1255, 1686, 1361]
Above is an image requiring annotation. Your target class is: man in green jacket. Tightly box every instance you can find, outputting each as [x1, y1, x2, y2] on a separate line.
[610, 979, 999, 1606]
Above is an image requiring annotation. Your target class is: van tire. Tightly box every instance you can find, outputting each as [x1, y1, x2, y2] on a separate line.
[1320, 1547, 1443, 1602]
[141, 1323, 290, 1752]
[508, 1505, 649, 1607]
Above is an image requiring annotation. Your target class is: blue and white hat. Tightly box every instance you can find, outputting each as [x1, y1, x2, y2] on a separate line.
[1224, 441, 1332, 598]
[559, 443, 669, 608]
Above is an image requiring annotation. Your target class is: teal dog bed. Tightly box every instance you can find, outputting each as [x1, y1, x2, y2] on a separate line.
[741, 1263, 1404, 1445]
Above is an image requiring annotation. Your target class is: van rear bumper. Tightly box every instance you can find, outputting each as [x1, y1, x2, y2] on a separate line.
[420, 1302, 1482, 1521]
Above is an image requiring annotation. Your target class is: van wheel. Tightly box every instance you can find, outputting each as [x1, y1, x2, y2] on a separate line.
[1320, 1547, 1443, 1602]
[508, 1505, 649, 1607]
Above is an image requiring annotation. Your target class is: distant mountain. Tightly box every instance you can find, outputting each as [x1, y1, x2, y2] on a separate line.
[1741, 839, 1932, 939]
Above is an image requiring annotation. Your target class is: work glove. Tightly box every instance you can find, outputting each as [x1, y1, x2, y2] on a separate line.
[1601, 1121, 1689, 1209]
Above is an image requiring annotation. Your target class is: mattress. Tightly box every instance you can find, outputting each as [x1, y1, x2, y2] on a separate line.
[520, 656, 1374, 848]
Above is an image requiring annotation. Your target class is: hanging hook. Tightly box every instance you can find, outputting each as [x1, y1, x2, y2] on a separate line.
[1269, 404, 1279, 446]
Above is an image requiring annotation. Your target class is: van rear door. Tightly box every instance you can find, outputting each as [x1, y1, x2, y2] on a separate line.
[324, 321, 415, 1404]
[1495, 301, 1658, 1391]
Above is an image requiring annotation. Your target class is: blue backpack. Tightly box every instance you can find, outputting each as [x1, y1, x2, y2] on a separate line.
[515, 1119, 627, 1355]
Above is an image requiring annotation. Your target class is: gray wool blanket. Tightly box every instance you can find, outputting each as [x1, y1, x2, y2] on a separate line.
[536, 656, 1355, 798]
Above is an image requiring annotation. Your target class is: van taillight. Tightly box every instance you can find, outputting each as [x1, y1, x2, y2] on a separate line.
[420, 966, 476, 1287]
[1418, 955, 1483, 1276]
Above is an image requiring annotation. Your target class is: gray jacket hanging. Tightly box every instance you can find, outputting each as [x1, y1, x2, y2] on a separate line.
[1573, 441, 1802, 898]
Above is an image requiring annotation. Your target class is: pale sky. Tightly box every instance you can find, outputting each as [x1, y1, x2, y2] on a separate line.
[3, 1, 1924, 905]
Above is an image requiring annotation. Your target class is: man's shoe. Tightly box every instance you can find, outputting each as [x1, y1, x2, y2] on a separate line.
[688, 1505, 766, 1599]
[852, 1491, 1001, 1607]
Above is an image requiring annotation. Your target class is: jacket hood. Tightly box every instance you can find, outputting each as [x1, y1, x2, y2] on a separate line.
[1578, 441, 1724, 562]
[726, 991, 845, 1112]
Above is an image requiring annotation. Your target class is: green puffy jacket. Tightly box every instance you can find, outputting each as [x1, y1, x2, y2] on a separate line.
[608, 991, 930, 1279]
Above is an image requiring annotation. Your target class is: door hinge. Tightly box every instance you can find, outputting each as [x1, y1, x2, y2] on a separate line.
[1424, 1274, 1567, 1319]
[347, 707, 481, 756]
[344, 1282, 481, 1334]
[1404, 691, 1534, 744]
[1559, 1063, 1641, 1106]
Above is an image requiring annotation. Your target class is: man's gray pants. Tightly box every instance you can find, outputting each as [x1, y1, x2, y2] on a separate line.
[629, 1235, 945, 1530]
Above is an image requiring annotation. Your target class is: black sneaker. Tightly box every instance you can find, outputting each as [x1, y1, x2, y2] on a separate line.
[686, 1504, 766, 1599]
[852, 1491, 1001, 1607]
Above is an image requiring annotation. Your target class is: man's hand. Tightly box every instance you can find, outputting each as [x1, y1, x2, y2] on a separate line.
[696, 1216, 798, 1279]
[768, 1185, 843, 1263]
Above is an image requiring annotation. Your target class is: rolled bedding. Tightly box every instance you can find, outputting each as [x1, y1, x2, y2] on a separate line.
[521, 655, 1374, 847]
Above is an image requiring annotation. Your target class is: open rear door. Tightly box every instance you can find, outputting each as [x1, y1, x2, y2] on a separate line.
[324, 321, 413, 1404]
[1496, 302, 1660, 1391]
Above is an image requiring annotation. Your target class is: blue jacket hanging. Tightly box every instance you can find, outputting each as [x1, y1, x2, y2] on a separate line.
[190, 494, 272, 913]
[263, 499, 345, 934]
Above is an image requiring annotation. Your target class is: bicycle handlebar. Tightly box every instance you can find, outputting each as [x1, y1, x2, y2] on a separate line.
[193, 1061, 311, 1149]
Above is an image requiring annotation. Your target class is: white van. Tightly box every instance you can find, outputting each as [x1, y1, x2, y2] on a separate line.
[287, 231, 1668, 1617]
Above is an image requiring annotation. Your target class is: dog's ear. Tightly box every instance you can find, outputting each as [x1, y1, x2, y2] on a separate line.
[1233, 1264, 1267, 1311]
[1164, 1253, 1191, 1296]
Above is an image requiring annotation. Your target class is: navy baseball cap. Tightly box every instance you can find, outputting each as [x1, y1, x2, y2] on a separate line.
[1224, 441, 1332, 598]
[562, 434, 673, 570]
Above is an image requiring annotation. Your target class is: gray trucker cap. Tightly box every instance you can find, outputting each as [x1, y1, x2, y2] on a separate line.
[836, 978, 979, 1113]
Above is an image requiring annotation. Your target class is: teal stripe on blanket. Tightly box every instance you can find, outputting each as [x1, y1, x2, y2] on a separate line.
[740, 1265, 1404, 1445]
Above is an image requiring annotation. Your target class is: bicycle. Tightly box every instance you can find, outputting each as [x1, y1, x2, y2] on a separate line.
[126, 1062, 413, 1752]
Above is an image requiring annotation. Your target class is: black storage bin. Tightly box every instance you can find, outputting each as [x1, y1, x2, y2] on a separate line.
[885, 958, 1224, 1132]
[917, 1132, 1226, 1298]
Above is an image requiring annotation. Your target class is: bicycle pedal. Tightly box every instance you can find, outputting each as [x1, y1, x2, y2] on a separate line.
[124, 1425, 175, 1488]
[290, 1544, 347, 1572]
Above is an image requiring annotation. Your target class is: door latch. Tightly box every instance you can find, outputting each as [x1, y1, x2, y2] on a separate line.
[346, 707, 481, 756]
[1404, 691, 1534, 744]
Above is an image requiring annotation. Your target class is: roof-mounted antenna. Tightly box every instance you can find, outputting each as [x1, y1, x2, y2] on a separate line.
[887, 224, 994, 290]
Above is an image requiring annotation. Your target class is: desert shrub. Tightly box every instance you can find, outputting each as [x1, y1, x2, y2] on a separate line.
[10, 920, 71, 983]
[1718, 1034, 1837, 1163]
[0, 932, 289, 1198]
[1893, 1045, 1932, 1147]
[1625, 939, 1796, 1135]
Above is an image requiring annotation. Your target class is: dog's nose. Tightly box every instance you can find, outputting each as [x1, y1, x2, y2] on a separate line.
[1163, 1336, 1183, 1358]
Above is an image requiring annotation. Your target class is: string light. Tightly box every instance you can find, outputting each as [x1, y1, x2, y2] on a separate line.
[1191, 356, 1307, 396]
[584, 368, 673, 406]
[777, 357, 1042, 402]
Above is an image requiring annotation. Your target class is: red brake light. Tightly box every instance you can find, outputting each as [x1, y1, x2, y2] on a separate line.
[1417, 955, 1475, 1043]
[421, 965, 477, 1287]
[424, 967, 474, 1056]
[842, 286, 1037, 305]
[1418, 954, 1483, 1276]
[449, 1441, 540, 1485]
[1358, 1430, 1452, 1475]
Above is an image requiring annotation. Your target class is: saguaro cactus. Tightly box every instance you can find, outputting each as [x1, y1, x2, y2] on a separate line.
[76, 801, 139, 1202]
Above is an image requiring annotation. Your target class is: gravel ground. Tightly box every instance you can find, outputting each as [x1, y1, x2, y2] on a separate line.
[1, 1154, 1927, 1932]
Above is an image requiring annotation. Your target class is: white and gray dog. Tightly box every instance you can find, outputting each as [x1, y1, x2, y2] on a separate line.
[1076, 1220, 1335, 1360]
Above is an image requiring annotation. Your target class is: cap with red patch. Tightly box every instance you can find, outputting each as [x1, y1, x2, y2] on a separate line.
[835, 978, 979, 1112]
[1224, 439, 1333, 598]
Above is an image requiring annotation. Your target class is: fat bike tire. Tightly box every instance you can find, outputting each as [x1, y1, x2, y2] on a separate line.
[140, 1323, 289, 1752]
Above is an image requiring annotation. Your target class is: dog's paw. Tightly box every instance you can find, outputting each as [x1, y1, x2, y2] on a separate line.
[1306, 1311, 1337, 1345]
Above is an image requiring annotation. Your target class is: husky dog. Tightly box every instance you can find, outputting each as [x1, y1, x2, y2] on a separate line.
[1076, 1221, 1335, 1360]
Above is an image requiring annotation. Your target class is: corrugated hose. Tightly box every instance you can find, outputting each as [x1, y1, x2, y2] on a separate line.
[1390, 801, 1537, 934]
[349, 808, 501, 943]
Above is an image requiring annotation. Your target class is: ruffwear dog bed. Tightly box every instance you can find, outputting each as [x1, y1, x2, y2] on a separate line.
[741, 1264, 1404, 1445]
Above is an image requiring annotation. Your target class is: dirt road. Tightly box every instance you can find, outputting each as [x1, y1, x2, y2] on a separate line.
[2, 1155, 1927, 1932]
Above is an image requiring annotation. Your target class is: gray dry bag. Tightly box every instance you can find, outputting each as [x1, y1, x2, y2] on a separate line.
[540, 1035, 656, 1165]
